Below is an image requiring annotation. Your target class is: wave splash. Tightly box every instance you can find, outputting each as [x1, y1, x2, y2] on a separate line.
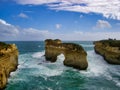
[8, 50, 120, 89]
[80, 50, 120, 87]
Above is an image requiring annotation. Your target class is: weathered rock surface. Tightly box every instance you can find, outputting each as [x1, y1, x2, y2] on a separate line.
[0, 42, 18, 89]
[45, 39, 88, 70]
[94, 40, 120, 64]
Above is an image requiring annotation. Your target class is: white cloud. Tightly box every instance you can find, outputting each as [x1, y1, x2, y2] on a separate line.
[19, 28, 54, 41]
[0, 19, 19, 38]
[55, 31, 120, 41]
[18, 13, 28, 18]
[56, 24, 61, 29]
[0, 19, 54, 41]
[74, 31, 83, 34]
[0, 19, 120, 41]
[94, 20, 111, 29]
[14, 0, 120, 20]
[0, 19, 11, 26]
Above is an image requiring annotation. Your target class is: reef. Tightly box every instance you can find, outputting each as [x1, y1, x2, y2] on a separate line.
[94, 39, 120, 64]
[45, 39, 88, 70]
[0, 42, 18, 89]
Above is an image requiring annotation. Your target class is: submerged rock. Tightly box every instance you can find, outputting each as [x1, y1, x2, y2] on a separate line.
[0, 42, 18, 89]
[94, 40, 120, 64]
[45, 39, 88, 70]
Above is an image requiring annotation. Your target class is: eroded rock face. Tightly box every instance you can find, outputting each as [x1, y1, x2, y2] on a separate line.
[45, 39, 88, 70]
[0, 42, 18, 89]
[94, 40, 120, 64]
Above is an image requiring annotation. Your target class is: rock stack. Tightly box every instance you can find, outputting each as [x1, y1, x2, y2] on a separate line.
[94, 40, 120, 64]
[45, 39, 88, 70]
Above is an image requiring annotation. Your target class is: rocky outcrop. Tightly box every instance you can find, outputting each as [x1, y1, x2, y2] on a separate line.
[0, 42, 18, 89]
[94, 40, 120, 64]
[45, 39, 88, 70]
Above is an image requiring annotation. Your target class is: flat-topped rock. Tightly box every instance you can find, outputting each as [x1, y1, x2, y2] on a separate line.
[0, 42, 18, 89]
[94, 39, 120, 64]
[45, 39, 88, 70]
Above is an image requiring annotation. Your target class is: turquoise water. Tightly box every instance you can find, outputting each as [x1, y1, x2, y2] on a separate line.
[5, 41, 120, 90]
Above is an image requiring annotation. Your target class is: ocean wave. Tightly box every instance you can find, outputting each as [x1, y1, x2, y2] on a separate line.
[80, 50, 109, 77]
[80, 50, 120, 87]
[17, 52, 66, 77]
[7, 50, 120, 89]
[32, 51, 45, 59]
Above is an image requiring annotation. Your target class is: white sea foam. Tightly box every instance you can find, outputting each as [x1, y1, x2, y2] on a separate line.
[80, 50, 120, 87]
[9, 50, 120, 88]
[25, 64, 63, 77]
[80, 50, 109, 77]
[32, 51, 45, 59]
[35, 54, 65, 77]
[56, 54, 65, 64]
[16, 53, 66, 77]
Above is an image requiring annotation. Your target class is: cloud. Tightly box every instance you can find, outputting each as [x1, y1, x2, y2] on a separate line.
[0, 19, 120, 41]
[56, 31, 120, 41]
[14, 0, 120, 20]
[56, 24, 61, 29]
[0, 19, 19, 39]
[0, 19, 54, 41]
[19, 28, 54, 41]
[74, 31, 83, 34]
[93, 20, 111, 29]
[18, 13, 29, 18]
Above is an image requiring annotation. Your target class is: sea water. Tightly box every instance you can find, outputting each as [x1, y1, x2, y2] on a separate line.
[4, 41, 120, 90]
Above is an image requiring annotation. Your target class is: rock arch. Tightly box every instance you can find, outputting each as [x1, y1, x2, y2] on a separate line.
[45, 39, 88, 70]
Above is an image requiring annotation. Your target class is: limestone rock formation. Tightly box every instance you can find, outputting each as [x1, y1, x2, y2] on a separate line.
[94, 40, 120, 64]
[0, 42, 18, 89]
[45, 39, 88, 70]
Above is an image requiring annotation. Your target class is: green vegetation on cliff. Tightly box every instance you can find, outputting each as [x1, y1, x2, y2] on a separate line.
[62, 43, 84, 51]
[0, 42, 10, 50]
[98, 40, 120, 47]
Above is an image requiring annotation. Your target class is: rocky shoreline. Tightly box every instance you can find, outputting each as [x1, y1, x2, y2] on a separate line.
[0, 42, 18, 89]
[45, 39, 88, 70]
[94, 40, 120, 64]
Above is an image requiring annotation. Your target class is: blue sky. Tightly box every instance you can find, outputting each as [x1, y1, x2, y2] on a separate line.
[0, 0, 120, 41]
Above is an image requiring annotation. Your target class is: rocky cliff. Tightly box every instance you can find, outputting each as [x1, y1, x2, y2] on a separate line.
[45, 39, 88, 70]
[94, 40, 120, 64]
[0, 42, 18, 89]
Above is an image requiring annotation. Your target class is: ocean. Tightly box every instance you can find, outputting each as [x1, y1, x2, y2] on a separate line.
[4, 41, 120, 90]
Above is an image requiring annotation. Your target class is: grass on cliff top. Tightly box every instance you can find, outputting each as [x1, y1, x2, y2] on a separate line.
[0, 42, 10, 50]
[0, 42, 11, 57]
[99, 40, 120, 47]
[62, 43, 84, 51]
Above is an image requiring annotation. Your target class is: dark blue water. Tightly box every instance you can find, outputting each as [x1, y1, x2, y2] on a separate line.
[5, 41, 120, 90]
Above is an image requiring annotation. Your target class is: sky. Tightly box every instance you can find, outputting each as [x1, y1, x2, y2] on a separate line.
[0, 0, 120, 41]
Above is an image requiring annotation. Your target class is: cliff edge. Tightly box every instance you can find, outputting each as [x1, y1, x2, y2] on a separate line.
[94, 40, 120, 64]
[0, 42, 18, 89]
[45, 39, 88, 70]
